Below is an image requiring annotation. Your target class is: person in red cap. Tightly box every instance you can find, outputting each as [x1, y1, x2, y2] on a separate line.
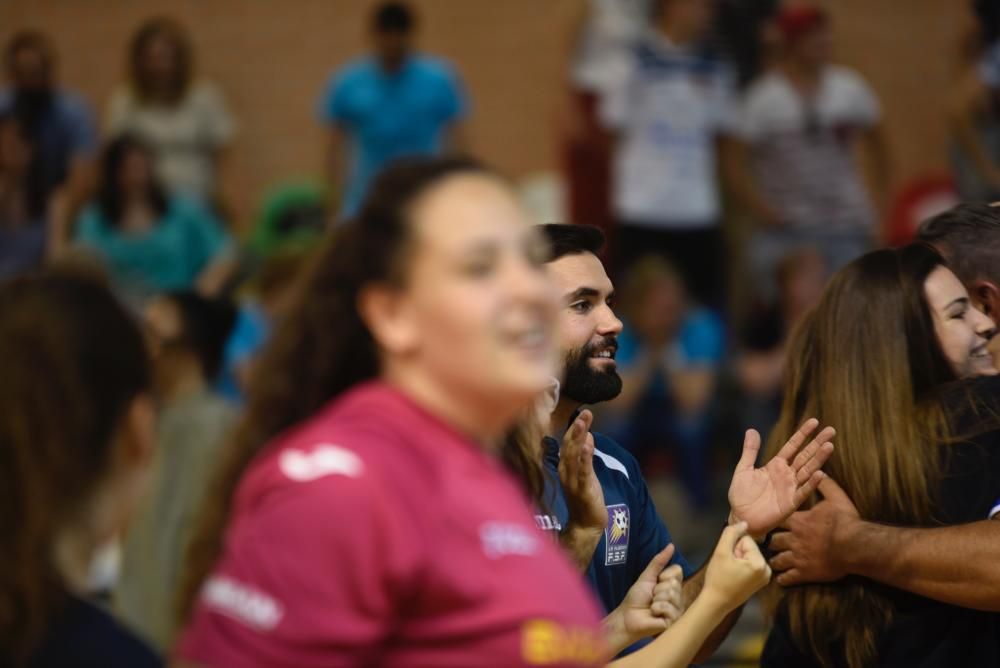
[724, 4, 890, 299]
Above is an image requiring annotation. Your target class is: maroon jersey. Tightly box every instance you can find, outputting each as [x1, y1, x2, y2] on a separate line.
[177, 382, 606, 667]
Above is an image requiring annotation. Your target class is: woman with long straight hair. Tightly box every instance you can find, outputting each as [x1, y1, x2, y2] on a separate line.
[174, 157, 773, 667]
[762, 243, 998, 667]
[74, 135, 236, 305]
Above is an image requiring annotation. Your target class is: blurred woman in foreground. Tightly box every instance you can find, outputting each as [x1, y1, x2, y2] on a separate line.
[174, 157, 770, 667]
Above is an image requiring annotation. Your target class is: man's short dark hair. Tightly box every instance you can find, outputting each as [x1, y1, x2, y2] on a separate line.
[916, 203, 1000, 286]
[540, 224, 605, 263]
[373, 2, 415, 33]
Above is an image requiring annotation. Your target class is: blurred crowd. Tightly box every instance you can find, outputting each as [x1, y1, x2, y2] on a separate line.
[3, 0, 1000, 659]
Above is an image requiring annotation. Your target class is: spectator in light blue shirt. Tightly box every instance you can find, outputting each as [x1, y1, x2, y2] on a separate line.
[319, 2, 468, 219]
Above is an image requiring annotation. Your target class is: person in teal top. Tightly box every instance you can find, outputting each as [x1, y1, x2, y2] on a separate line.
[75, 135, 236, 305]
[319, 2, 468, 219]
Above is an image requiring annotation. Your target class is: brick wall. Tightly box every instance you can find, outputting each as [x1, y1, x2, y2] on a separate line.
[0, 0, 972, 229]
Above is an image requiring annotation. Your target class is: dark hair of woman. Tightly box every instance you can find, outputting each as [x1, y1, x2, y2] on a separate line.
[96, 135, 169, 225]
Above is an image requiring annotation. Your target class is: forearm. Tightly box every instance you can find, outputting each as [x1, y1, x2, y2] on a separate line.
[608, 596, 728, 668]
[842, 519, 1000, 610]
[196, 255, 239, 297]
[681, 566, 741, 663]
[559, 524, 604, 572]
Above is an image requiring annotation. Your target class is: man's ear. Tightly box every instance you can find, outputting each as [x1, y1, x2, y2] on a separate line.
[357, 283, 419, 356]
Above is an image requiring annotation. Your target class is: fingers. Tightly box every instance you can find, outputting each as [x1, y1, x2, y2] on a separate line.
[656, 563, 684, 585]
[790, 427, 836, 479]
[582, 432, 596, 480]
[734, 429, 761, 473]
[652, 566, 683, 622]
[736, 535, 762, 562]
[639, 544, 676, 582]
[792, 470, 827, 509]
[559, 411, 594, 486]
[775, 418, 820, 462]
[738, 537, 772, 583]
[769, 550, 795, 572]
[768, 530, 792, 552]
[562, 410, 592, 451]
[650, 600, 683, 623]
[818, 475, 852, 505]
[795, 441, 835, 486]
[715, 521, 749, 556]
[775, 569, 804, 587]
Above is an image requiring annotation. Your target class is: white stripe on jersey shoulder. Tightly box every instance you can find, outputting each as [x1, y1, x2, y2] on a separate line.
[279, 443, 364, 482]
[593, 448, 629, 480]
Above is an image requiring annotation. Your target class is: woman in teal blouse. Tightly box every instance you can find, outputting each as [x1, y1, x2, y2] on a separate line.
[75, 135, 236, 304]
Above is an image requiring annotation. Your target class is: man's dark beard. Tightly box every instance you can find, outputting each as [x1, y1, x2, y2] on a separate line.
[562, 336, 622, 404]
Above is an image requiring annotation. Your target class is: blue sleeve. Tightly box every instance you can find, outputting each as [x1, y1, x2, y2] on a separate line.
[319, 69, 354, 126]
[679, 309, 725, 366]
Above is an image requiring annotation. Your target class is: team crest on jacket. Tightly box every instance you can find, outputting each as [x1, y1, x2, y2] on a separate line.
[604, 504, 630, 565]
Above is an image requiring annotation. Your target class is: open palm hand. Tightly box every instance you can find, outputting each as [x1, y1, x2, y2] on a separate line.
[728, 419, 835, 540]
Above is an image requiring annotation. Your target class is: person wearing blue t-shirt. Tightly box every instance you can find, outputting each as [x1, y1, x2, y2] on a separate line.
[319, 2, 468, 219]
[538, 224, 836, 660]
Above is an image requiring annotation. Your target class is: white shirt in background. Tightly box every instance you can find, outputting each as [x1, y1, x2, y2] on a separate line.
[601, 32, 739, 228]
[571, 0, 653, 96]
[107, 80, 236, 202]
[738, 66, 880, 232]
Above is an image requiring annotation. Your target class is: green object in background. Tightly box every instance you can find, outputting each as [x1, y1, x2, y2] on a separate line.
[250, 179, 331, 256]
